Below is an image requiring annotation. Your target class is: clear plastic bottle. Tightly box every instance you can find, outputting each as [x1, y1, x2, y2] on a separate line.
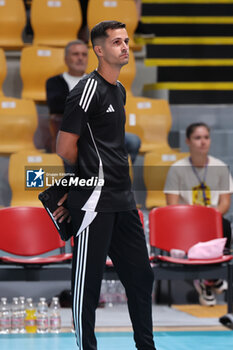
[19, 296, 26, 333]
[25, 298, 37, 333]
[100, 279, 107, 303]
[36, 297, 49, 333]
[0, 297, 11, 334]
[49, 297, 61, 333]
[11, 297, 21, 334]
[106, 280, 116, 307]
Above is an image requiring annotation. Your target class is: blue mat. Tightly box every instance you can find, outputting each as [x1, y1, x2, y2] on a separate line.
[0, 331, 232, 350]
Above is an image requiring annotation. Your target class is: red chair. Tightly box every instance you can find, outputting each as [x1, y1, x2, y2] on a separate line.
[149, 205, 233, 312]
[0, 207, 72, 264]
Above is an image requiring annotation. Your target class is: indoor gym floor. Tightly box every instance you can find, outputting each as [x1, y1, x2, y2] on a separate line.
[0, 330, 233, 350]
[0, 303, 232, 350]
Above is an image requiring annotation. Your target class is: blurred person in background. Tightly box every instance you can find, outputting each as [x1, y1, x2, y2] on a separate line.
[164, 122, 233, 306]
[46, 40, 88, 153]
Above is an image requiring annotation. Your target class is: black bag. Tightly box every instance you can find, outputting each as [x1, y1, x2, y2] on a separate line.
[219, 313, 233, 330]
[38, 176, 74, 241]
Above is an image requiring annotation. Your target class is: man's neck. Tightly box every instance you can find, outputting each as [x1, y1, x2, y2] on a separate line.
[67, 70, 84, 77]
[97, 63, 121, 85]
[190, 154, 208, 168]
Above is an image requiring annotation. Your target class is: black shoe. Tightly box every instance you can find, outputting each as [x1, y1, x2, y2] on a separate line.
[219, 313, 233, 329]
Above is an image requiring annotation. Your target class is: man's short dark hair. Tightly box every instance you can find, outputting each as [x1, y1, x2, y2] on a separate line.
[65, 39, 87, 57]
[91, 20, 126, 47]
[186, 122, 210, 139]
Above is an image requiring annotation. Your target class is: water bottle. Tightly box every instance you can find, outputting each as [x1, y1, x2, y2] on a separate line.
[100, 279, 107, 304]
[0, 297, 11, 334]
[19, 296, 26, 333]
[36, 298, 49, 333]
[25, 298, 37, 333]
[50, 297, 61, 333]
[11, 297, 21, 334]
[106, 280, 116, 307]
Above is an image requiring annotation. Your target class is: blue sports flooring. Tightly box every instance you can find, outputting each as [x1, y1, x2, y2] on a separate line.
[0, 331, 233, 350]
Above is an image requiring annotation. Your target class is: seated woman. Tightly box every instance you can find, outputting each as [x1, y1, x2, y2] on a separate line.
[164, 122, 233, 306]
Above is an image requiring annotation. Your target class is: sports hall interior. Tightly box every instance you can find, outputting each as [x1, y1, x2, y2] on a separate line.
[0, 1, 233, 349]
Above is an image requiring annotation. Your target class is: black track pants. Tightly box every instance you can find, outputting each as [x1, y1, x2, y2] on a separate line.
[69, 209, 156, 350]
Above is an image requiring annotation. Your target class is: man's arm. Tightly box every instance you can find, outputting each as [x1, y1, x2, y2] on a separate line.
[53, 130, 79, 222]
[56, 130, 79, 165]
[165, 193, 180, 205]
[217, 193, 231, 215]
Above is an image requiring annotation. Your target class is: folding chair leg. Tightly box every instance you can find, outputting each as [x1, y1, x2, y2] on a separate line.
[154, 280, 161, 304]
[168, 280, 172, 307]
[154, 280, 172, 306]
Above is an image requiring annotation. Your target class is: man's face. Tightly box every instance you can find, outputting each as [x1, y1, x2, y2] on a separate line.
[186, 126, 211, 156]
[65, 44, 88, 76]
[99, 28, 129, 68]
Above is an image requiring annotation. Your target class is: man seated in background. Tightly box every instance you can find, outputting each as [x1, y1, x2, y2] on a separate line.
[46, 40, 88, 153]
[46, 39, 141, 163]
[164, 122, 233, 306]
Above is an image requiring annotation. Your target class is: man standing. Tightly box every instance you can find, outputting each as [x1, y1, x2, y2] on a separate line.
[55, 21, 156, 350]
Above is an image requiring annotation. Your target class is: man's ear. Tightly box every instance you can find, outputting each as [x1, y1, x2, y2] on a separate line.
[185, 138, 190, 146]
[94, 45, 103, 57]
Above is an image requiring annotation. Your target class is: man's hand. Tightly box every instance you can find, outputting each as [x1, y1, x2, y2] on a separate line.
[53, 193, 71, 223]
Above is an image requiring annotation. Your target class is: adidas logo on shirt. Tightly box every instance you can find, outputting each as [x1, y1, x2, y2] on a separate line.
[106, 104, 115, 113]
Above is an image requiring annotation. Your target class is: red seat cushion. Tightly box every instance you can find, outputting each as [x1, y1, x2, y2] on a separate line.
[1, 253, 72, 265]
[155, 254, 233, 265]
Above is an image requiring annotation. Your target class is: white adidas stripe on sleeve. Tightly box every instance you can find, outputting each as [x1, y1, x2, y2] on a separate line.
[79, 78, 97, 112]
